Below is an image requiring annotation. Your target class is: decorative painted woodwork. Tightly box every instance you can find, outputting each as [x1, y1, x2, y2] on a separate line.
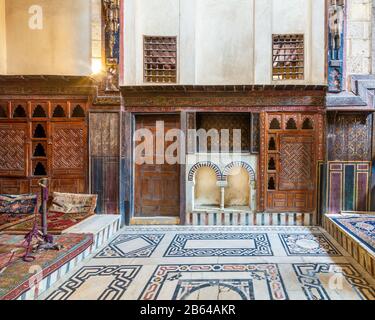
[103, 0, 121, 91]
[327, 112, 372, 161]
[328, 0, 345, 92]
[326, 161, 371, 214]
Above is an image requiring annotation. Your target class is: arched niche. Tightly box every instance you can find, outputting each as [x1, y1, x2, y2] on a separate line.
[302, 117, 314, 129]
[286, 118, 297, 129]
[224, 167, 250, 208]
[0, 105, 7, 118]
[33, 143, 46, 157]
[53, 105, 66, 118]
[33, 124, 46, 138]
[32, 105, 47, 118]
[194, 167, 220, 209]
[13, 105, 27, 118]
[34, 162, 47, 176]
[71, 105, 85, 118]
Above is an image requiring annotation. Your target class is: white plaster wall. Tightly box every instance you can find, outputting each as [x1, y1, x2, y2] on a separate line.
[346, 0, 372, 80]
[5, 0, 91, 75]
[122, 0, 326, 86]
[0, 0, 6, 74]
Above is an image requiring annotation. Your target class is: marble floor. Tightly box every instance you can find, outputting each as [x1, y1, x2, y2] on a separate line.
[40, 226, 375, 300]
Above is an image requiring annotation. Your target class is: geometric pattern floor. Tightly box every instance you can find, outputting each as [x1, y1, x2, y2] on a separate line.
[41, 226, 375, 300]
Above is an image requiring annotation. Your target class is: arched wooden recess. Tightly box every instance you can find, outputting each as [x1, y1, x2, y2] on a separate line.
[33, 143, 46, 157]
[0, 105, 7, 118]
[286, 118, 297, 129]
[33, 162, 47, 176]
[270, 118, 281, 130]
[302, 117, 314, 130]
[32, 105, 47, 118]
[268, 137, 276, 150]
[53, 105, 66, 118]
[33, 124, 47, 138]
[268, 157, 276, 171]
[13, 105, 27, 118]
[71, 105, 85, 118]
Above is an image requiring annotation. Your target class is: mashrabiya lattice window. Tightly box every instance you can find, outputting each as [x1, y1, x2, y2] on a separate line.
[144, 36, 177, 83]
[272, 34, 304, 80]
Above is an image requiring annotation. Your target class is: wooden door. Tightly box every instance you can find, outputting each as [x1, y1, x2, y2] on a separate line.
[134, 114, 180, 217]
[264, 113, 317, 212]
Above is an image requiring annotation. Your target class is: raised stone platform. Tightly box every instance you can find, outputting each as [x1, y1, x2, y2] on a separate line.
[187, 211, 314, 226]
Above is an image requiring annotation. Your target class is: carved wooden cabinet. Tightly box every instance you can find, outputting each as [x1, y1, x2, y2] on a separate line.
[260, 112, 323, 213]
[0, 99, 88, 195]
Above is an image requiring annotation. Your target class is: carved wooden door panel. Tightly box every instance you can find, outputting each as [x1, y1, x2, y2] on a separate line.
[279, 135, 314, 191]
[0, 123, 28, 177]
[134, 115, 180, 217]
[263, 113, 319, 213]
[51, 122, 87, 193]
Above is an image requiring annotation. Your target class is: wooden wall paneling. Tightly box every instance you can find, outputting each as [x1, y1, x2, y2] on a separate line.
[0, 179, 30, 194]
[89, 112, 120, 214]
[121, 111, 133, 223]
[186, 112, 196, 154]
[51, 122, 87, 177]
[180, 111, 187, 225]
[0, 123, 29, 177]
[251, 113, 260, 154]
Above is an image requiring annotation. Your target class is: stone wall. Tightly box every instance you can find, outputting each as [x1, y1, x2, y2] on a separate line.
[346, 0, 373, 80]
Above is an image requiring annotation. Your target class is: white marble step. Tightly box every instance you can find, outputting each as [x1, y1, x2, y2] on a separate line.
[63, 214, 122, 251]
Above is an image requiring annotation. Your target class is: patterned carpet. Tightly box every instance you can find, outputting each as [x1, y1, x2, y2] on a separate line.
[41, 226, 375, 301]
[0, 233, 93, 300]
[2, 212, 93, 235]
[330, 215, 375, 252]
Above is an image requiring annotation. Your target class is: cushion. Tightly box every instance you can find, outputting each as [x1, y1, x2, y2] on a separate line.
[0, 194, 38, 215]
[49, 192, 97, 215]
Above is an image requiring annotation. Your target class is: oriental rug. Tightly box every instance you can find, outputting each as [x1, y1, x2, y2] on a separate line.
[0, 214, 34, 232]
[1, 211, 93, 235]
[330, 215, 375, 253]
[0, 233, 93, 300]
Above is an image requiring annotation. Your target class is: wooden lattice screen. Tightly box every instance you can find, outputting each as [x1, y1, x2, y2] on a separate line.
[272, 34, 304, 80]
[144, 36, 177, 83]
